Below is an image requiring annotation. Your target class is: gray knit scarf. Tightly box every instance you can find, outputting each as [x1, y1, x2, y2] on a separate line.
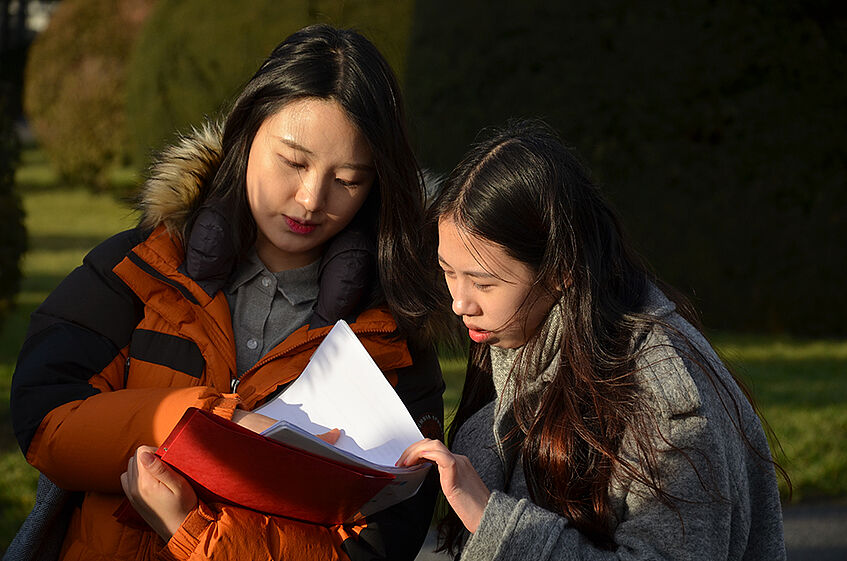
[449, 301, 566, 553]
[487, 300, 564, 485]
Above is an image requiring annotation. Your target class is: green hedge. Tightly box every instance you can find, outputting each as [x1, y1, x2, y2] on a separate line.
[126, 0, 413, 169]
[0, 90, 27, 325]
[23, 0, 154, 190]
[405, 0, 847, 336]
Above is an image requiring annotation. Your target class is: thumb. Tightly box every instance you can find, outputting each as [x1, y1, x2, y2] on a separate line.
[139, 450, 157, 468]
[138, 450, 183, 492]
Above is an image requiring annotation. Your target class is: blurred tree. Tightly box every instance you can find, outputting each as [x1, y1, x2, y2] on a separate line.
[405, 0, 847, 336]
[0, 88, 26, 325]
[23, 0, 155, 191]
[126, 0, 413, 169]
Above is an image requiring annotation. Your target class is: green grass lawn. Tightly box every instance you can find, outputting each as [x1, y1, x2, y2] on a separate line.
[714, 336, 847, 500]
[1, 150, 845, 549]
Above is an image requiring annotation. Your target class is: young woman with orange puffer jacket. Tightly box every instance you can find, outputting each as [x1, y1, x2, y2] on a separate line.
[9, 25, 445, 561]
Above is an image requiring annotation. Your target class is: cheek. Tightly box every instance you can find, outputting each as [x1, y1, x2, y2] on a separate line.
[523, 294, 555, 335]
[245, 164, 264, 212]
[498, 291, 539, 333]
[245, 183, 267, 225]
[245, 147, 300, 208]
[328, 187, 371, 222]
[247, 170, 297, 218]
[497, 291, 525, 319]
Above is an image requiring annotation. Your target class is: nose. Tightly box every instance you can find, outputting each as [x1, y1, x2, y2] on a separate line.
[450, 285, 480, 317]
[294, 172, 329, 214]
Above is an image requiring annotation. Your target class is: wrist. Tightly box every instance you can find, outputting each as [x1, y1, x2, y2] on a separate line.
[464, 489, 491, 534]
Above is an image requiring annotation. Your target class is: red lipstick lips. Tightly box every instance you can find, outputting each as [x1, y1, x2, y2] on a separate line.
[466, 325, 491, 344]
[285, 216, 317, 235]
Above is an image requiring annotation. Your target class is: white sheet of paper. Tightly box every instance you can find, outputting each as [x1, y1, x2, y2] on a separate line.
[253, 320, 425, 467]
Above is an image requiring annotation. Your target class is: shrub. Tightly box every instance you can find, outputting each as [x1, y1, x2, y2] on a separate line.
[126, 0, 413, 169]
[0, 89, 27, 325]
[405, 0, 847, 336]
[23, 0, 155, 190]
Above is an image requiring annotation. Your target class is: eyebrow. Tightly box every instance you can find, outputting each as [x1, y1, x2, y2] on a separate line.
[438, 255, 497, 280]
[279, 138, 375, 172]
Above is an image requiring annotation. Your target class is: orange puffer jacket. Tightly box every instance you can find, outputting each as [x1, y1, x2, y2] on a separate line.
[10, 126, 443, 561]
[12, 226, 442, 561]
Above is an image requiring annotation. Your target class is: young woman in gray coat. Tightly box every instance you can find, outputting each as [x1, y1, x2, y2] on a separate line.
[398, 120, 787, 560]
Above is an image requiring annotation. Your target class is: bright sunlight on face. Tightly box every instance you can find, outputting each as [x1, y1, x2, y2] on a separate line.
[246, 98, 375, 272]
[437, 217, 555, 348]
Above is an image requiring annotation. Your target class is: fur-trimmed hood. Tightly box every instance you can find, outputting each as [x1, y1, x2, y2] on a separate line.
[136, 121, 224, 239]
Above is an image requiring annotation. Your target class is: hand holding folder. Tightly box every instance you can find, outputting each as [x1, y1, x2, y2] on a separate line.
[117, 320, 430, 526]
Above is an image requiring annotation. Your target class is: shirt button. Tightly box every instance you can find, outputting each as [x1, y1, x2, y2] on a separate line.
[261, 276, 272, 287]
[246, 338, 259, 350]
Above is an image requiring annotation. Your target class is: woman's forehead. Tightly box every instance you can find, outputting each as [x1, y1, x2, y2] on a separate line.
[437, 218, 532, 284]
[260, 98, 373, 165]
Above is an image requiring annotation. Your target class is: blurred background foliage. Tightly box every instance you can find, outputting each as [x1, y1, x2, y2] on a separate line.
[11, 0, 847, 338]
[23, 0, 155, 190]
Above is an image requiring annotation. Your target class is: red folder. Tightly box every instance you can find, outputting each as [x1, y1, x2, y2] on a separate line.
[153, 407, 395, 525]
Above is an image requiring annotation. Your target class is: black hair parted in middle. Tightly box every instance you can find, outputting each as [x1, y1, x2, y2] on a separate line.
[188, 24, 444, 340]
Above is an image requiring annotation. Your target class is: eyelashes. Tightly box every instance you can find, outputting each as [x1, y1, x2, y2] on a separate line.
[443, 270, 492, 292]
[281, 156, 306, 170]
[280, 156, 361, 188]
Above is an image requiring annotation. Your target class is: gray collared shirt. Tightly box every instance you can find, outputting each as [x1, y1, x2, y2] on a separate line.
[225, 250, 320, 375]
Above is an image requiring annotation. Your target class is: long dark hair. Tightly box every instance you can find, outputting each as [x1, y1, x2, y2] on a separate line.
[188, 24, 442, 338]
[433, 120, 786, 553]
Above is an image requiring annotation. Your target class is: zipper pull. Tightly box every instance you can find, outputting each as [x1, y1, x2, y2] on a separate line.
[230, 377, 240, 393]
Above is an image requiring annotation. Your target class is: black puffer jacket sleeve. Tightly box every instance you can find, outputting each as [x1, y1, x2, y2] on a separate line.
[11, 229, 146, 455]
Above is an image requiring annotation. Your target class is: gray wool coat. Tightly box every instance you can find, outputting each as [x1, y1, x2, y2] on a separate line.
[454, 286, 786, 561]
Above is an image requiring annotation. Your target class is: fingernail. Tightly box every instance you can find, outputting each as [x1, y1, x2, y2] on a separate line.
[139, 451, 155, 467]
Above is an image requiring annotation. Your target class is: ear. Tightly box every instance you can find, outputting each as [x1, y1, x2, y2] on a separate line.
[552, 274, 572, 292]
